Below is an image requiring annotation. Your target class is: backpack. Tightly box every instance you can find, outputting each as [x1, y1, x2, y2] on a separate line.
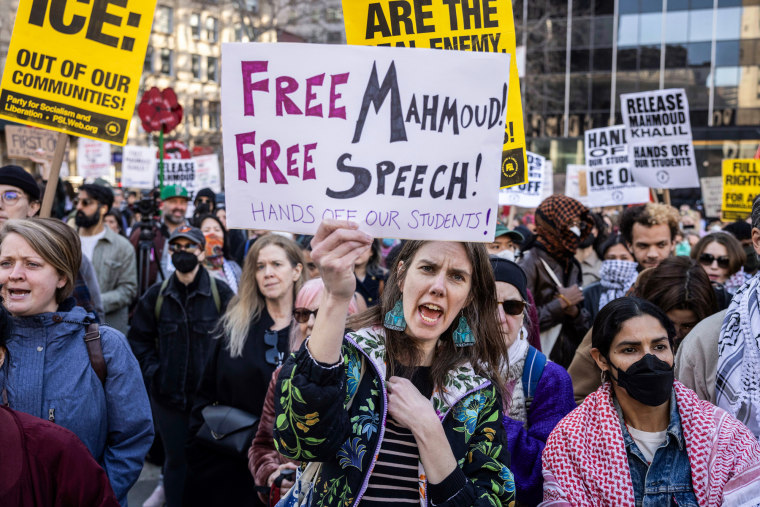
[521, 346, 547, 411]
[154, 272, 221, 321]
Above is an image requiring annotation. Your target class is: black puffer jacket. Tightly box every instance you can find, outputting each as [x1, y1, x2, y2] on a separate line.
[128, 268, 233, 411]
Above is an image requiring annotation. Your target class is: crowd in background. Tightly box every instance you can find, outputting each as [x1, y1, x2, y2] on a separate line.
[0, 161, 759, 506]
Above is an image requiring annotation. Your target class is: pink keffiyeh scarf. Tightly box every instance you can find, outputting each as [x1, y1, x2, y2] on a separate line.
[540, 381, 760, 506]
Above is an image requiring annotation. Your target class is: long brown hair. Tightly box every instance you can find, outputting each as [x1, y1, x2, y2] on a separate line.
[690, 231, 746, 276]
[348, 240, 508, 395]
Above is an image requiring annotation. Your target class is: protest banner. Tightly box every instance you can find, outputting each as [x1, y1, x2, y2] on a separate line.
[194, 154, 222, 193]
[584, 125, 650, 207]
[76, 138, 112, 180]
[160, 159, 197, 199]
[565, 164, 590, 207]
[341, 0, 527, 189]
[722, 159, 760, 220]
[5, 124, 69, 163]
[121, 145, 157, 188]
[0, 0, 156, 145]
[699, 176, 722, 218]
[621, 88, 698, 189]
[221, 43, 508, 241]
[499, 151, 544, 207]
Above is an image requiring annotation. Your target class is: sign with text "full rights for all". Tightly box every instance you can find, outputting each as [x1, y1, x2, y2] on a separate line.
[0, 0, 157, 145]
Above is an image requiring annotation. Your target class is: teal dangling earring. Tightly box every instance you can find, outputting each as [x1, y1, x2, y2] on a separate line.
[453, 313, 475, 347]
[384, 300, 407, 331]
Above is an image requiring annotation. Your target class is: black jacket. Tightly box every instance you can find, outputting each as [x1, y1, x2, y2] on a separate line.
[128, 268, 233, 411]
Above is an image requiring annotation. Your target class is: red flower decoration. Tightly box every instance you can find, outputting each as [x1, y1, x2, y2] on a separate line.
[137, 87, 183, 134]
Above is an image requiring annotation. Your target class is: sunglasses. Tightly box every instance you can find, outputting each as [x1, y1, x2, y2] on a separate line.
[698, 253, 730, 269]
[74, 197, 97, 208]
[293, 307, 318, 323]
[264, 330, 284, 366]
[168, 242, 199, 253]
[498, 300, 526, 316]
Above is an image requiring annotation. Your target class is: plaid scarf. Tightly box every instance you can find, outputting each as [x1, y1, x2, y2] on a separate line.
[717, 273, 760, 440]
[535, 195, 593, 262]
[598, 260, 639, 310]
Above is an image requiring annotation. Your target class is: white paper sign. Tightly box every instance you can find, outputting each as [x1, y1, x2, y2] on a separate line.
[565, 164, 590, 207]
[160, 159, 197, 199]
[121, 145, 157, 188]
[499, 151, 545, 207]
[77, 138, 112, 180]
[194, 154, 222, 193]
[221, 43, 509, 241]
[700, 176, 722, 218]
[621, 88, 698, 189]
[584, 125, 650, 207]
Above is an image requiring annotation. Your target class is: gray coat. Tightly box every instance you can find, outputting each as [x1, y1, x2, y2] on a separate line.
[90, 227, 137, 335]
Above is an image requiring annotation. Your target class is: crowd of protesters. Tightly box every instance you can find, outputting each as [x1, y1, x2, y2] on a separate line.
[0, 162, 760, 506]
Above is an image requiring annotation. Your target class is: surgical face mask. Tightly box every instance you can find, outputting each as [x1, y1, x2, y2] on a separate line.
[382, 238, 397, 248]
[609, 353, 674, 407]
[569, 225, 582, 237]
[495, 249, 518, 262]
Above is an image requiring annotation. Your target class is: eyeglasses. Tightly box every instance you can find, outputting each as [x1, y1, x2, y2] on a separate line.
[264, 330, 283, 366]
[74, 197, 97, 208]
[0, 190, 25, 206]
[698, 253, 730, 269]
[497, 300, 526, 316]
[293, 307, 318, 323]
[168, 242, 199, 253]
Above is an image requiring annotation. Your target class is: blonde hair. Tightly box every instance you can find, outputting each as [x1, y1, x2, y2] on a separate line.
[0, 218, 81, 304]
[221, 234, 306, 357]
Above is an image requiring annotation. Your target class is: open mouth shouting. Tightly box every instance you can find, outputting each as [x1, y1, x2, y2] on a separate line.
[418, 303, 444, 326]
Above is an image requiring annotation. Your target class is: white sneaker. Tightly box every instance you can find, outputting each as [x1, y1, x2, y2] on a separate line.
[142, 483, 165, 507]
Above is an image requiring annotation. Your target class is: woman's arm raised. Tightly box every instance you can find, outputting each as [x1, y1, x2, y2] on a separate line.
[308, 220, 372, 364]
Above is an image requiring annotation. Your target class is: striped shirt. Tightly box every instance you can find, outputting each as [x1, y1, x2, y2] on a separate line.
[361, 366, 433, 505]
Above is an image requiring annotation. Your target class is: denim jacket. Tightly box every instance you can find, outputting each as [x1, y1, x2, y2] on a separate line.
[615, 392, 699, 507]
[0, 299, 154, 506]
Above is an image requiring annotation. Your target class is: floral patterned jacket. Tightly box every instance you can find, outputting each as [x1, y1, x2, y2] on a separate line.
[273, 326, 516, 507]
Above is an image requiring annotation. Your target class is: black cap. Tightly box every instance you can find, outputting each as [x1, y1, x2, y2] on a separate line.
[195, 188, 216, 204]
[0, 165, 40, 201]
[169, 225, 206, 248]
[79, 183, 114, 211]
[489, 256, 528, 301]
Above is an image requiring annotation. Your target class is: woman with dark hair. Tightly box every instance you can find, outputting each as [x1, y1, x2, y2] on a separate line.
[273, 220, 515, 506]
[542, 297, 760, 505]
[199, 214, 242, 293]
[104, 209, 126, 237]
[690, 231, 747, 293]
[491, 257, 575, 505]
[354, 238, 387, 307]
[582, 233, 638, 322]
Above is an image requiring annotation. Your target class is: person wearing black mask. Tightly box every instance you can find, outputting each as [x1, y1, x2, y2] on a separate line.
[191, 188, 216, 226]
[541, 297, 760, 505]
[128, 225, 234, 507]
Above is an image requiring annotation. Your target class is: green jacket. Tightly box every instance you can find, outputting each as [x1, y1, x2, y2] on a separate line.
[90, 226, 137, 335]
[273, 326, 516, 506]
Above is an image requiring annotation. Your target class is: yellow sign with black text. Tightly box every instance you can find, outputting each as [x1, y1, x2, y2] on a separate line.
[721, 159, 760, 221]
[341, 0, 527, 188]
[0, 0, 157, 145]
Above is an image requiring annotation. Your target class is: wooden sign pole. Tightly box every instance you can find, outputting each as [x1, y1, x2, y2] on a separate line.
[39, 131, 68, 218]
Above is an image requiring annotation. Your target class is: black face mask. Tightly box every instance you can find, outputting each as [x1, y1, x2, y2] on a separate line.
[75, 208, 101, 228]
[579, 233, 596, 249]
[609, 353, 674, 407]
[172, 251, 199, 273]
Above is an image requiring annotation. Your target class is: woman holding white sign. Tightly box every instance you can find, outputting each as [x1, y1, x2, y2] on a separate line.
[273, 220, 515, 507]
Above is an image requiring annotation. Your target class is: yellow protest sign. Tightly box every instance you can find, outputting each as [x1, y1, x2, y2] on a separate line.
[342, 0, 527, 188]
[0, 0, 157, 145]
[722, 159, 760, 220]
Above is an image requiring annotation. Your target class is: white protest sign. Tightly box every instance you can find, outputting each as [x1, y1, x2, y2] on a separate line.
[160, 159, 197, 199]
[700, 176, 722, 218]
[584, 125, 650, 207]
[221, 43, 509, 241]
[621, 88, 698, 189]
[77, 138, 112, 180]
[194, 154, 222, 193]
[499, 152, 545, 207]
[542, 160, 554, 200]
[121, 145, 157, 188]
[565, 164, 590, 207]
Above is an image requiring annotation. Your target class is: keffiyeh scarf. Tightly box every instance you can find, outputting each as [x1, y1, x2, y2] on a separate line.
[597, 260, 639, 310]
[535, 195, 593, 261]
[717, 273, 760, 440]
[541, 382, 760, 506]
